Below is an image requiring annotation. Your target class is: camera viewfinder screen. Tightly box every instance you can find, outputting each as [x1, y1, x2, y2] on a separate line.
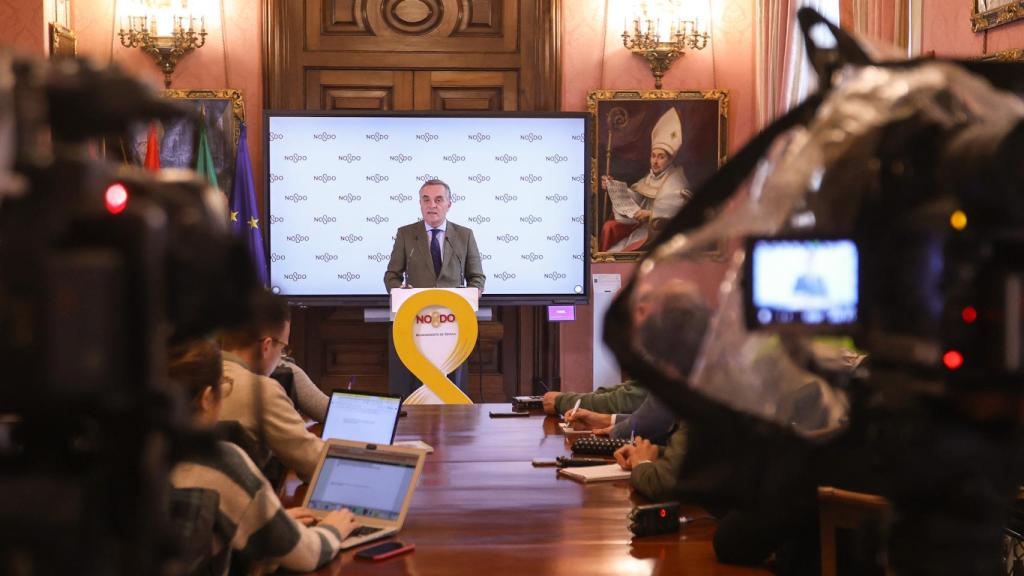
[750, 239, 858, 328]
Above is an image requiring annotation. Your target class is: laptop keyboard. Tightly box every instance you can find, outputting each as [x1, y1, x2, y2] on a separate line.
[350, 526, 383, 537]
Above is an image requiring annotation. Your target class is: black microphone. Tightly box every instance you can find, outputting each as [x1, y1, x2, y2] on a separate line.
[405, 245, 416, 288]
[447, 236, 465, 287]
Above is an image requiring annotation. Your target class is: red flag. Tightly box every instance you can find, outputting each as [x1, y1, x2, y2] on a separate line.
[144, 122, 160, 171]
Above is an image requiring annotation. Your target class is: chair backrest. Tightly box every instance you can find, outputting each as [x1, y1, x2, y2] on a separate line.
[817, 486, 891, 576]
[269, 363, 296, 404]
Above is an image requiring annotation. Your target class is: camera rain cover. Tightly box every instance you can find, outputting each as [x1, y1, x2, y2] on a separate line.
[602, 11, 1024, 439]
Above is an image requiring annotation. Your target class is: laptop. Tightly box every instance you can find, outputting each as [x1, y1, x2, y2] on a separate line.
[321, 390, 403, 444]
[303, 439, 426, 549]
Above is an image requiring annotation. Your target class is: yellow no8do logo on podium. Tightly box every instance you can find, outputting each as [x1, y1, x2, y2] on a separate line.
[392, 289, 477, 404]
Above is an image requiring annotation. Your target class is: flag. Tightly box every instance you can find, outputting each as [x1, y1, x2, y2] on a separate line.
[229, 123, 269, 285]
[144, 122, 160, 171]
[195, 112, 219, 190]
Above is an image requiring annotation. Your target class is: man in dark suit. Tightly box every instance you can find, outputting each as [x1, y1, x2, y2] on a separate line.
[384, 179, 486, 396]
[384, 179, 486, 293]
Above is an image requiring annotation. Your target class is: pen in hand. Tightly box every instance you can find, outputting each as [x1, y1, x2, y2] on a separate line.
[568, 398, 582, 422]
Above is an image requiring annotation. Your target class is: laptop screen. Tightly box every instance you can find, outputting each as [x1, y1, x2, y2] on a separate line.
[307, 446, 419, 521]
[322, 391, 402, 444]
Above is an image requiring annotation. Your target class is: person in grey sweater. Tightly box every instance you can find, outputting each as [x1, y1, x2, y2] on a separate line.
[276, 358, 330, 422]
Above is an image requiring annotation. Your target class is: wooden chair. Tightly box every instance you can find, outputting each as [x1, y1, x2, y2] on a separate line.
[817, 486, 892, 576]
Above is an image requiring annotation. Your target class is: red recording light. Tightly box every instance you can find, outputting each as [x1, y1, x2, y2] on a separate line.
[943, 350, 964, 370]
[104, 183, 129, 215]
[659, 508, 667, 518]
[961, 307, 977, 324]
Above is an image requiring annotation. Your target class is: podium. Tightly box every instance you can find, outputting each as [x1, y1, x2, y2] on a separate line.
[391, 288, 479, 405]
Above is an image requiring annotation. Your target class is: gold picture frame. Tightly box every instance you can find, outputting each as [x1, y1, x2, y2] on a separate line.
[971, 1, 1024, 32]
[588, 89, 728, 262]
[49, 23, 76, 59]
[163, 89, 247, 152]
[128, 89, 246, 193]
[976, 47, 1024, 61]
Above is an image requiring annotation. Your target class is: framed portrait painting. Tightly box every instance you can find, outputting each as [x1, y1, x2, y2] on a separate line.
[128, 89, 245, 194]
[972, 1, 1024, 32]
[588, 90, 728, 262]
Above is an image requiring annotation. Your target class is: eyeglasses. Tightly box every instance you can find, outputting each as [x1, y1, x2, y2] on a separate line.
[262, 336, 291, 356]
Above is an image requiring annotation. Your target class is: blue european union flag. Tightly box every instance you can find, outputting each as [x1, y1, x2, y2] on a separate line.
[229, 123, 269, 285]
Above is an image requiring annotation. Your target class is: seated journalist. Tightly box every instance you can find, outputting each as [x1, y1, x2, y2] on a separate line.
[614, 423, 688, 502]
[555, 279, 713, 446]
[217, 292, 324, 482]
[168, 338, 357, 575]
[566, 394, 677, 445]
[542, 381, 648, 417]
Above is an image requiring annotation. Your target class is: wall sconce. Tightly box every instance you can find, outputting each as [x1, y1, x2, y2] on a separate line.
[118, 0, 207, 88]
[622, 5, 709, 89]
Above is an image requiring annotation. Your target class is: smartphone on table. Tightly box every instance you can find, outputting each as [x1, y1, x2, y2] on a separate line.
[354, 541, 415, 561]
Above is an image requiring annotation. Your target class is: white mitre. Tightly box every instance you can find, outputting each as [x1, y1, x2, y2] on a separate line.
[650, 107, 682, 157]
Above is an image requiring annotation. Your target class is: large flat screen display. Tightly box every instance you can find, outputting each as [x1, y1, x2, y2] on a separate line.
[265, 112, 590, 305]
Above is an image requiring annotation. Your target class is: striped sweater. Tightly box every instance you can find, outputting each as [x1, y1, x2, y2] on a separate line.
[170, 441, 342, 575]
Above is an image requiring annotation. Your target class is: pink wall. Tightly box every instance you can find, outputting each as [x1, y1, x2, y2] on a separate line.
[8, 0, 758, 394]
[558, 0, 755, 393]
[0, 0, 46, 56]
[920, 0, 1024, 57]
[561, 0, 756, 154]
[73, 0, 264, 202]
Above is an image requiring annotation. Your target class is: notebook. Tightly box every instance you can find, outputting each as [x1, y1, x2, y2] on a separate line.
[322, 390, 403, 445]
[303, 439, 426, 549]
[557, 463, 631, 483]
[559, 422, 593, 437]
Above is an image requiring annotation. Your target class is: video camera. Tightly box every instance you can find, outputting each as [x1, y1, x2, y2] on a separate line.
[604, 9, 1024, 573]
[0, 54, 261, 574]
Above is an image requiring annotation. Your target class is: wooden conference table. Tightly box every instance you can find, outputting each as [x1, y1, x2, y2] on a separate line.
[283, 404, 770, 576]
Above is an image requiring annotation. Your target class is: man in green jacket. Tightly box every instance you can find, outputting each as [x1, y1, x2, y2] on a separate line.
[614, 424, 687, 502]
[542, 276, 712, 419]
[542, 382, 649, 416]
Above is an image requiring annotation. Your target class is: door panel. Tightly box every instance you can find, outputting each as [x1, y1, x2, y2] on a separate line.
[413, 70, 517, 111]
[305, 70, 415, 110]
